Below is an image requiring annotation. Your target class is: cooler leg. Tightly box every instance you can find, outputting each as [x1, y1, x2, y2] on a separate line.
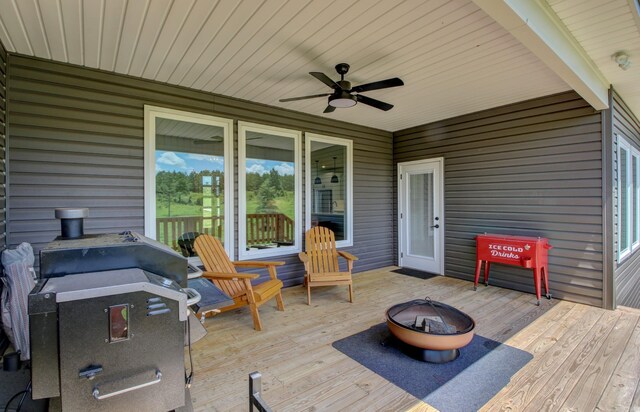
[484, 262, 491, 286]
[542, 266, 551, 299]
[534, 267, 542, 306]
[474, 260, 482, 291]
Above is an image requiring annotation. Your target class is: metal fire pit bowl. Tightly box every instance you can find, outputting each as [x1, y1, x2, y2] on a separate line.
[385, 299, 475, 363]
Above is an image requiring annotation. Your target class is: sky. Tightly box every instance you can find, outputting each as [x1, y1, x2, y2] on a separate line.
[156, 151, 294, 175]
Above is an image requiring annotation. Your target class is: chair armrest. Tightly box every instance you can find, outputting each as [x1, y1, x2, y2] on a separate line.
[233, 260, 285, 268]
[202, 271, 260, 280]
[232, 262, 284, 281]
[338, 251, 359, 261]
[298, 252, 309, 263]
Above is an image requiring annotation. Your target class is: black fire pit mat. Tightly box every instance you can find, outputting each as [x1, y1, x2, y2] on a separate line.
[332, 323, 532, 412]
[391, 268, 438, 280]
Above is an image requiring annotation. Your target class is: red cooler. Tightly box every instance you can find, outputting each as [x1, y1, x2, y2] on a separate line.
[475, 234, 552, 305]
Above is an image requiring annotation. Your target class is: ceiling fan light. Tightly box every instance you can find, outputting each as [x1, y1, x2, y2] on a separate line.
[328, 92, 357, 108]
[331, 156, 339, 183]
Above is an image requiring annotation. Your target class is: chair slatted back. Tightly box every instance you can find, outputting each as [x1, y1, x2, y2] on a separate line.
[194, 235, 246, 298]
[306, 226, 340, 274]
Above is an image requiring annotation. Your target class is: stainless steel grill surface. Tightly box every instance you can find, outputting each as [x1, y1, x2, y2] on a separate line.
[29, 231, 189, 411]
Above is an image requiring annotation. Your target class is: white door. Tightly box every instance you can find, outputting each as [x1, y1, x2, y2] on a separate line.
[398, 158, 444, 274]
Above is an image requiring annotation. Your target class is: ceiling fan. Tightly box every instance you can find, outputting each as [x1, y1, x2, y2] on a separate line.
[279, 63, 404, 113]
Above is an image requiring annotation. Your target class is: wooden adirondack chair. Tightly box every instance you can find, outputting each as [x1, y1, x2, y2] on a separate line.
[298, 226, 359, 305]
[193, 234, 285, 331]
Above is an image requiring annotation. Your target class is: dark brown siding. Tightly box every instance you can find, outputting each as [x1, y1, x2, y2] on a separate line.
[394, 91, 604, 307]
[0, 40, 6, 251]
[6, 55, 393, 285]
[612, 89, 640, 308]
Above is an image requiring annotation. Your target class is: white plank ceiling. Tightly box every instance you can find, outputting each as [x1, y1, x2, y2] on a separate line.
[0, 0, 577, 131]
[547, 0, 640, 120]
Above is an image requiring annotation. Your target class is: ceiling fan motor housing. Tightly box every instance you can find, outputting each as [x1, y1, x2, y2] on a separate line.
[337, 80, 351, 90]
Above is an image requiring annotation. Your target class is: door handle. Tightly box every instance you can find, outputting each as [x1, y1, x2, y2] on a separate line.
[430, 224, 439, 229]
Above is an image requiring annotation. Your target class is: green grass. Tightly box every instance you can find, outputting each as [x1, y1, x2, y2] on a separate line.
[157, 192, 225, 217]
[156, 191, 294, 218]
[157, 202, 202, 217]
[245, 192, 294, 218]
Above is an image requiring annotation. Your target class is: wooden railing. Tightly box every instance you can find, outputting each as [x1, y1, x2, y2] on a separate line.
[156, 213, 294, 251]
[157, 216, 224, 251]
[245, 213, 294, 246]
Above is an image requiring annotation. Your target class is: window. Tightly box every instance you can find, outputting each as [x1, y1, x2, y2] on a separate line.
[620, 145, 629, 257]
[634, 153, 640, 249]
[306, 134, 353, 247]
[144, 106, 233, 256]
[238, 122, 301, 259]
[617, 135, 640, 261]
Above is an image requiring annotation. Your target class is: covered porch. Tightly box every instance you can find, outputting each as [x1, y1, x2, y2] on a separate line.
[190, 267, 640, 411]
[0, 0, 639, 410]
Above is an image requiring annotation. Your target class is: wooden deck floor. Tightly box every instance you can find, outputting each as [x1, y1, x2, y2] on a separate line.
[189, 267, 640, 411]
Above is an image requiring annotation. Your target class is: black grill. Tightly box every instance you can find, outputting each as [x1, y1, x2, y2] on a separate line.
[29, 219, 189, 411]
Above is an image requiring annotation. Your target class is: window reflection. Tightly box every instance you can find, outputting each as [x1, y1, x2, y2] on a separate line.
[310, 141, 347, 241]
[243, 129, 297, 252]
[155, 118, 226, 254]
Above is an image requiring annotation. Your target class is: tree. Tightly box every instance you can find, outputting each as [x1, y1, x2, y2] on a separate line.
[156, 171, 175, 215]
[256, 169, 285, 213]
[267, 169, 284, 196]
[246, 172, 263, 193]
[257, 180, 278, 213]
[174, 175, 188, 203]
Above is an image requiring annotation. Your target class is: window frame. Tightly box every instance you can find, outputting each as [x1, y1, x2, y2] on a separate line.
[618, 138, 631, 260]
[616, 135, 640, 262]
[143, 105, 234, 256]
[238, 121, 302, 260]
[632, 149, 640, 251]
[305, 133, 354, 248]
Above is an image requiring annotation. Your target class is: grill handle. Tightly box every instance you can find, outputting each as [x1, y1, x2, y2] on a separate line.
[92, 369, 162, 400]
[184, 287, 202, 306]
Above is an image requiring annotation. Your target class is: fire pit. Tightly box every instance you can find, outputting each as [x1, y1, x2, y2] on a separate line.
[385, 298, 475, 363]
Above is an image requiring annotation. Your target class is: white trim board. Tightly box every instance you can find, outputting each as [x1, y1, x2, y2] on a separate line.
[472, 0, 609, 110]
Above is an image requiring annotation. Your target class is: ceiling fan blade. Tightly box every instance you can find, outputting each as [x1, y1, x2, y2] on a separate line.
[355, 94, 394, 111]
[310, 72, 341, 89]
[323, 105, 336, 113]
[351, 77, 404, 93]
[280, 93, 331, 102]
[193, 136, 223, 144]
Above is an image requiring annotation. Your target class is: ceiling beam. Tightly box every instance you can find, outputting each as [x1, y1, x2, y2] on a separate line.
[629, 0, 640, 35]
[472, 0, 609, 110]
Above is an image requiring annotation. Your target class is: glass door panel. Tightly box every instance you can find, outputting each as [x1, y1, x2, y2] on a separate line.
[408, 172, 434, 258]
